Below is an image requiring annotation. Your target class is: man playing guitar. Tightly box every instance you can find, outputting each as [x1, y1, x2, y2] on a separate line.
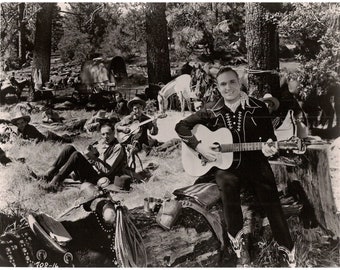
[116, 96, 158, 169]
[175, 67, 296, 267]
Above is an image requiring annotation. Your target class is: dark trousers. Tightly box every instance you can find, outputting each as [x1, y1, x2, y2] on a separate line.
[52, 145, 99, 184]
[45, 131, 70, 143]
[215, 157, 293, 250]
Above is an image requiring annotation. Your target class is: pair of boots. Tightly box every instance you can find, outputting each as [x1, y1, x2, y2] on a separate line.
[39, 166, 63, 193]
[228, 228, 296, 267]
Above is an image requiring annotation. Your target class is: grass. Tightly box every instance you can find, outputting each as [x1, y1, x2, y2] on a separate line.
[1, 107, 339, 267]
[0, 59, 338, 266]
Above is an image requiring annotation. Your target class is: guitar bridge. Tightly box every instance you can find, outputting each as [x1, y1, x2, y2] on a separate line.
[198, 154, 208, 166]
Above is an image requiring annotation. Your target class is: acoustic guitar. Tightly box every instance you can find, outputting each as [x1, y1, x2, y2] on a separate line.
[182, 124, 305, 177]
[116, 114, 166, 143]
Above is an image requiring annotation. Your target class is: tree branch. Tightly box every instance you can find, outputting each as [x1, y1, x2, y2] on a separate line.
[84, 4, 104, 26]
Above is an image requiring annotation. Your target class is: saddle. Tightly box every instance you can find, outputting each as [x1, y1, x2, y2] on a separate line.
[27, 213, 72, 254]
[166, 183, 224, 248]
[173, 182, 221, 209]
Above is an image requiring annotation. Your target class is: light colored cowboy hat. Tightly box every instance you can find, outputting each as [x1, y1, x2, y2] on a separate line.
[11, 111, 31, 124]
[261, 93, 280, 111]
[27, 212, 72, 253]
[127, 96, 146, 110]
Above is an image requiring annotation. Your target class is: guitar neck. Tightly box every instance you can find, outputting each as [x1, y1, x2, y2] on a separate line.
[136, 117, 154, 128]
[220, 142, 266, 152]
[220, 141, 300, 152]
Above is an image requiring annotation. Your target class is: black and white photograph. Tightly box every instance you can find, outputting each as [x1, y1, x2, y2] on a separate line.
[0, 2, 339, 267]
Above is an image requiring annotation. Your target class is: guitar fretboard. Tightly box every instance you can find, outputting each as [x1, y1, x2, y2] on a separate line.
[219, 141, 299, 152]
[220, 142, 266, 152]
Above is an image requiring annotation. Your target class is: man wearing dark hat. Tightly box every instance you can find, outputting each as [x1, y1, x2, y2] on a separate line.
[40, 122, 129, 192]
[115, 96, 158, 151]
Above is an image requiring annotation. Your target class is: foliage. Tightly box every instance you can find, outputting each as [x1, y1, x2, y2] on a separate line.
[51, 5, 64, 53]
[58, 3, 146, 63]
[58, 30, 93, 63]
[0, 3, 36, 64]
[57, 3, 107, 62]
[0, 3, 61, 68]
[290, 11, 340, 100]
[166, 3, 245, 61]
[100, 4, 146, 60]
[279, 3, 339, 59]
[172, 27, 204, 60]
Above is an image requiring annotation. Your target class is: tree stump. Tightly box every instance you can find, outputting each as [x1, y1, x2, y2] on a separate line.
[271, 144, 340, 236]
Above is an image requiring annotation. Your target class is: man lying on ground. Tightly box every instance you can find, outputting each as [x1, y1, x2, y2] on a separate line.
[39, 122, 129, 192]
[11, 112, 72, 143]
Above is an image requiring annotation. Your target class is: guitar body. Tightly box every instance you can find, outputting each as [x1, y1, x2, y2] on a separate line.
[116, 121, 141, 143]
[182, 125, 237, 177]
[116, 114, 167, 144]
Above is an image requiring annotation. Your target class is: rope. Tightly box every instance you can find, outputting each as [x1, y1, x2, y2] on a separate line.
[245, 68, 280, 75]
[115, 206, 147, 267]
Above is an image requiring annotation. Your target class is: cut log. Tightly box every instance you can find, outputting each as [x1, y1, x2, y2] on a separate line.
[126, 197, 300, 267]
[271, 144, 340, 236]
[128, 206, 232, 267]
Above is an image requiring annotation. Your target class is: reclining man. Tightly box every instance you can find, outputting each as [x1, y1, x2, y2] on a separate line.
[11, 112, 72, 143]
[175, 67, 296, 267]
[40, 122, 128, 192]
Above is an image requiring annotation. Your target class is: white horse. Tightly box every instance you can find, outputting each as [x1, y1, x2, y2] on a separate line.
[157, 74, 200, 115]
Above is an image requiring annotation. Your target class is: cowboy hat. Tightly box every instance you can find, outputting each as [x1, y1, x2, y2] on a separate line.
[127, 96, 146, 110]
[261, 93, 280, 111]
[11, 111, 31, 124]
[103, 175, 131, 193]
[27, 213, 72, 254]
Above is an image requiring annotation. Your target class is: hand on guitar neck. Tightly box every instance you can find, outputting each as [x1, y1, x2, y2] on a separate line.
[261, 138, 279, 157]
[116, 113, 166, 143]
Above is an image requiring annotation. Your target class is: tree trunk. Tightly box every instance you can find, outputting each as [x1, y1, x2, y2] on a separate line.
[271, 144, 340, 236]
[31, 3, 54, 86]
[145, 3, 171, 88]
[17, 3, 26, 65]
[245, 3, 280, 99]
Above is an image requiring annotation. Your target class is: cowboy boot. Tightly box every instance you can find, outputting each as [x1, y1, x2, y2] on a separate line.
[41, 174, 64, 193]
[39, 166, 59, 182]
[228, 228, 251, 267]
[277, 244, 296, 268]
